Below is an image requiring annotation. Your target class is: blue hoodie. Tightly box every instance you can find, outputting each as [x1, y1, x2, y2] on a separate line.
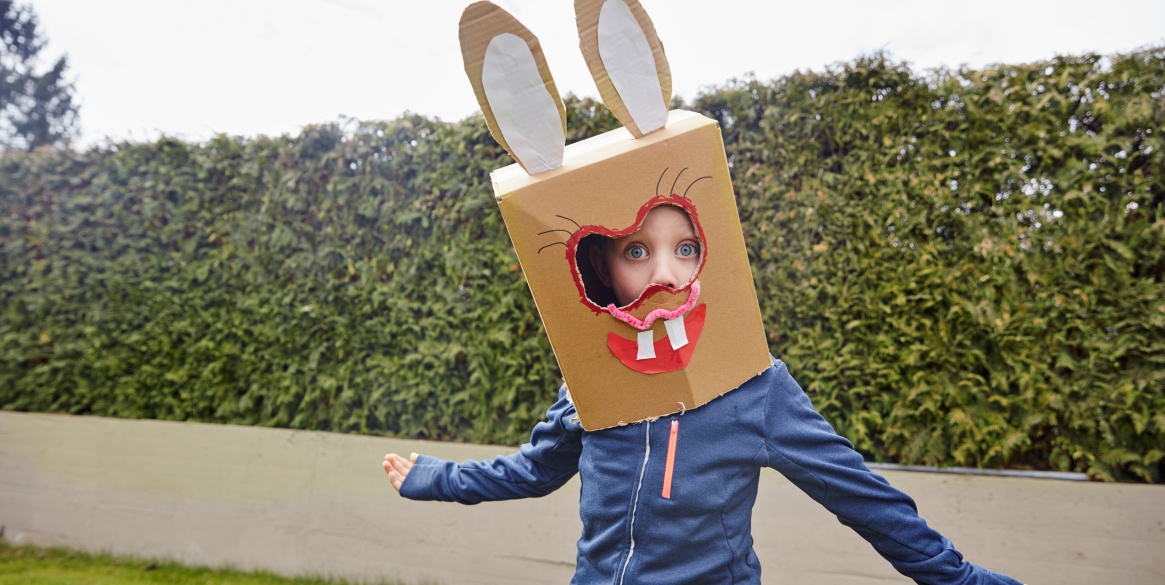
[400, 359, 1022, 584]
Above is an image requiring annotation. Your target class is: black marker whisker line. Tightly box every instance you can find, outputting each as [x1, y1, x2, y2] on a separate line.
[555, 214, 582, 229]
[538, 229, 574, 236]
[538, 242, 568, 254]
[684, 176, 713, 199]
[670, 167, 689, 197]
[655, 167, 669, 198]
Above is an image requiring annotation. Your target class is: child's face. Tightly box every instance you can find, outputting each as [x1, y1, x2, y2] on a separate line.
[591, 205, 702, 308]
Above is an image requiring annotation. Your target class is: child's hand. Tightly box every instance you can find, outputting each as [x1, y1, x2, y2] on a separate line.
[382, 452, 418, 493]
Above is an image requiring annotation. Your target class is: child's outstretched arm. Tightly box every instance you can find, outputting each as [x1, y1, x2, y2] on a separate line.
[382, 386, 583, 504]
[761, 360, 1022, 585]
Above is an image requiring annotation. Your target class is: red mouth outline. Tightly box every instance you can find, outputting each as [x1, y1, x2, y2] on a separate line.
[565, 195, 707, 315]
[606, 304, 707, 374]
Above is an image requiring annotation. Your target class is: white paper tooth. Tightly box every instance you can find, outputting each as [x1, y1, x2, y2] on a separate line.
[636, 330, 656, 360]
[665, 317, 688, 350]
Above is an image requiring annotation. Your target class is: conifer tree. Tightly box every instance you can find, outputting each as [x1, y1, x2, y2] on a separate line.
[1, 0, 79, 150]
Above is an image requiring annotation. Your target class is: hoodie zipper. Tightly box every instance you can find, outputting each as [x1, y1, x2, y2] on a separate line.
[618, 419, 652, 585]
[662, 419, 679, 498]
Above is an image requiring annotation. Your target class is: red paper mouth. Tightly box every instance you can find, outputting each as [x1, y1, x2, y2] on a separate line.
[606, 304, 706, 374]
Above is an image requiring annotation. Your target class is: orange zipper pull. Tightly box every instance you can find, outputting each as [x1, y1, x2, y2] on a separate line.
[662, 419, 679, 499]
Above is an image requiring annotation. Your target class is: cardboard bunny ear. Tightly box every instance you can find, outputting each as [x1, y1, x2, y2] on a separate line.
[576, 0, 672, 138]
[460, 2, 567, 175]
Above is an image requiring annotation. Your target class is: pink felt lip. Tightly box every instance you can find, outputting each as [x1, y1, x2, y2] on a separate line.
[607, 303, 707, 374]
[605, 280, 701, 331]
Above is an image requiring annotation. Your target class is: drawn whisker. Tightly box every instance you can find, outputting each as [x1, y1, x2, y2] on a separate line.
[538, 242, 569, 254]
[670, 167, 689, 197]
[683, 175, 713, 199]
[539, 229, 575, 236]
[555, 214, 581, 229]
[655, 167, 669, 198]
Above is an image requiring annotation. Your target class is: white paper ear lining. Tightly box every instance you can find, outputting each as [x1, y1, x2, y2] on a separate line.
[597, 0, 668, 135]
[459, 2, 567, 176]
[482, 34, 566, 174]
[575, 0, 672, 139]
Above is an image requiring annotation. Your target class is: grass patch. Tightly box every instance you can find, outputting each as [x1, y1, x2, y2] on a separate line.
[0, 541, 409, 585]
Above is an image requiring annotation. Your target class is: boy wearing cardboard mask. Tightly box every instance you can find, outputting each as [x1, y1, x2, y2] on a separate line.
[382, 1, 1023, 583]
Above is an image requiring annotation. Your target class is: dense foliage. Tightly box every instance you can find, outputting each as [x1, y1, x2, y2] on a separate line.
[2, 48, 1161, 481]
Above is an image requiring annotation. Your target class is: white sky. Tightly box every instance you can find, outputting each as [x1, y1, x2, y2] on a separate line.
[31, 0, 1165, 147]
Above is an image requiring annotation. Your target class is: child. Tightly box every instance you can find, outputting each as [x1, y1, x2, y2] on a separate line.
[384, 2, 1025, 582]
[383, 204, 1023, 585]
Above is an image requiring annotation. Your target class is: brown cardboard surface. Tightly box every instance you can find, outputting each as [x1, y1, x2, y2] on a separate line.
[493, 110, 771, 430]
[575, 0, 671, 138]
[459, 2, 567, 175]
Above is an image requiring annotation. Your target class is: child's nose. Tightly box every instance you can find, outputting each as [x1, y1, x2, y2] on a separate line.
[649, 259, 685, 289]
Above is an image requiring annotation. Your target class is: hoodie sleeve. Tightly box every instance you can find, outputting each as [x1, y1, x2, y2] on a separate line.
[762, 360, 1022, 585]
[398, 386, 583, 505]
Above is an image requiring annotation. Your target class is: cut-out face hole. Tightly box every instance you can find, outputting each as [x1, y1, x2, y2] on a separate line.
[573, 201, 704, 309]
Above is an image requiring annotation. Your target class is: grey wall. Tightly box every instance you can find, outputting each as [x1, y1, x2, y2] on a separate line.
[1, 411, 1162, 584]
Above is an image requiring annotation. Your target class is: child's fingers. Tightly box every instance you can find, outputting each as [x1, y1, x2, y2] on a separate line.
[388, 470, 403, 491]
[383, 453, 421, 493]
[382, 454, 405, 477]
[398, 455, 415, 475]
[383, 457, 407, 492]
[383, 453, 408, 475]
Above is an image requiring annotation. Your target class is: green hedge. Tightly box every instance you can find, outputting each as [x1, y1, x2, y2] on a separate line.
[2, 48, 1162, 481]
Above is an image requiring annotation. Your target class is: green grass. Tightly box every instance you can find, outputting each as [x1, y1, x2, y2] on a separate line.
[0, 541, 408, 585]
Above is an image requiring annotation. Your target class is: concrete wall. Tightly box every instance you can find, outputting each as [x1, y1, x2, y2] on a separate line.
[1, 411, 1163, 584]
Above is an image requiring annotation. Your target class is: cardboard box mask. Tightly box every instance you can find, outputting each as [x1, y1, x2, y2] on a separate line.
[459, 0, 770, 430]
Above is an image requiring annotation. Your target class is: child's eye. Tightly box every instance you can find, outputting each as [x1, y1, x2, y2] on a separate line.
[676, 242, 698, 258]
[626, 245, 647, 260]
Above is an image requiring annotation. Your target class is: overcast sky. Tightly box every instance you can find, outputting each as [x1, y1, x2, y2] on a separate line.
[31, 0, 1165, 147]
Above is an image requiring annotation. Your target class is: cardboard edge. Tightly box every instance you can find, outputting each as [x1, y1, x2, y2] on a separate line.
[490, 110, 706, 197]
[577, 357, 774, 431]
